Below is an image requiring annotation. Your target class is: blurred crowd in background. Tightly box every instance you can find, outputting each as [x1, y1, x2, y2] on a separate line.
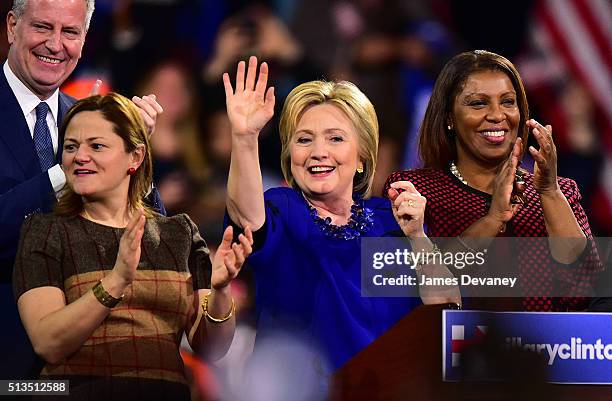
[2, 0, 608, 241]
[1, 1, 610, 399]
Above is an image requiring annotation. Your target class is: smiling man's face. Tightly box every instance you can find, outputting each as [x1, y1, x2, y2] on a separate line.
[7, 0, 87, 100]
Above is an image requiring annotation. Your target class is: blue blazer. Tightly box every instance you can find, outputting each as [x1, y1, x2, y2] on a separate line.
[0, 71, 75, 379]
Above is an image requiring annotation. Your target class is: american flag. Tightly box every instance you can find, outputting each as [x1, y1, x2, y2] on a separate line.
[518, 0, 612, 235]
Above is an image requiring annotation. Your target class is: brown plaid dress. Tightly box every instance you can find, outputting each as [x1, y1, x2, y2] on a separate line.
[13, 213, 211, 400]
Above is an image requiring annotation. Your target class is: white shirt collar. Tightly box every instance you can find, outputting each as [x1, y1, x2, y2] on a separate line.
[3, 61, 60, 127]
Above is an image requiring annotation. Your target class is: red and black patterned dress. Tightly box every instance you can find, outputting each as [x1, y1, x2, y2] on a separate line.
[384, 168, 601, 311]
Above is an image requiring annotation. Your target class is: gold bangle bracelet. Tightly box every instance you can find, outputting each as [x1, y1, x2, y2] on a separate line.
[92, 280, 123, 308]
[202, 292, 235, 323]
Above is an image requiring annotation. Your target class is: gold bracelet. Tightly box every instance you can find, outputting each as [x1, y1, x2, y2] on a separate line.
[202, 292, 235, 323]
[92, 280, 124, 308]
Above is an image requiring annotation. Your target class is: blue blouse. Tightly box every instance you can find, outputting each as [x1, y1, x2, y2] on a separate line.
[245, 187, 420, 371]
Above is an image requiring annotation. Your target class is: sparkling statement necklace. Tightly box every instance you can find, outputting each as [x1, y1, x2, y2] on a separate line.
[304, 194, 374, 240]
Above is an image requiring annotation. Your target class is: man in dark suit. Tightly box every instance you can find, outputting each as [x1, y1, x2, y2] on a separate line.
[0, 0, 164, 379]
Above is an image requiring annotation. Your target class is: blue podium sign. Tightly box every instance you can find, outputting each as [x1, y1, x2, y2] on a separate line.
[443, 310, 612, 384]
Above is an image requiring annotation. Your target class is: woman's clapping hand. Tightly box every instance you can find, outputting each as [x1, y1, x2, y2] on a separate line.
[487, 138, 523, 225]
[527, 119, 560, 195]
[111, 210, 146, 286]
[211, 226, 254, 290]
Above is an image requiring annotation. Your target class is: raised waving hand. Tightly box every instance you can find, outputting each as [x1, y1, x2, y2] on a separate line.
[224, 56, 275, 231]
[223, 56, 275, 136]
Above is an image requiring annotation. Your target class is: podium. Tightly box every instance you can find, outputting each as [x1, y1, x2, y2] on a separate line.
[332, 305, 612, 401]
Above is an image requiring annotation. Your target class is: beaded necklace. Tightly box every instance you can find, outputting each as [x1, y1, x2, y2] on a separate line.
[449, 161, 468, 185]
[303, 194, 374, 240]
[449, 161, 518, 233]
[450, 161, 526, 205]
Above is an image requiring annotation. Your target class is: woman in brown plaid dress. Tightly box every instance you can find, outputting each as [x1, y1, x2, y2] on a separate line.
[13, 93, 252, 400]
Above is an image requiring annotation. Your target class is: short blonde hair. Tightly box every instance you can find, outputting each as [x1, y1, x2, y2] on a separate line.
[56, 93, 154, 217]
[279, 81, 379, 197]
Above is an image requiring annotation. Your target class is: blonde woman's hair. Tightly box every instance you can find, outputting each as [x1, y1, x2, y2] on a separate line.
[279, 80, 379, 198]
[55, 93, 154, 217]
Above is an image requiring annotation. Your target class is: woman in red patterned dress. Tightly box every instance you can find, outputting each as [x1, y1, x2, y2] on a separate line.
[384, 50, 601, 311]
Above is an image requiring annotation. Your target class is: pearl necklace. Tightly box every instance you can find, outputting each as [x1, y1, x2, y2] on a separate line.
[449, 162, 467, 185]
[449, 162, 510, 233]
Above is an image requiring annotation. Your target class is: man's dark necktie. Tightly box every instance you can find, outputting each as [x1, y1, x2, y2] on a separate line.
[34, 102, 55, 171]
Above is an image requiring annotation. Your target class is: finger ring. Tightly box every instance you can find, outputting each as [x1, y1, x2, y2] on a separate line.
[407, 200, 415, 207]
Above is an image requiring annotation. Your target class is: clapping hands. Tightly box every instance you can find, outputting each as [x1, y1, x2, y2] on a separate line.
[211, 226, 254, 290]
[487, 138, 523, 224]
[527, 119, 559, 195]
[132, 94, 164, 137]
[112, 210, 146, 286]
[88, 79, 163, 137]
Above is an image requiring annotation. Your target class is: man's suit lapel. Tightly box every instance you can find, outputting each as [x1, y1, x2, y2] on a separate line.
[0, 72, 41, 177]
